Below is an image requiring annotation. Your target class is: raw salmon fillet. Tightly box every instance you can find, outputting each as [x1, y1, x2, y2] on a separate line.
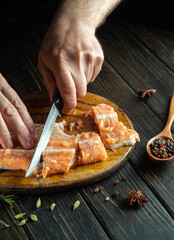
[0, 122, 77, 177]
[42, 149, 76, 178]
[91, 104, 140, 150]
[77, 132, 107, 165]
[0, 149, 34, 172]
[41, 121, 78, 178]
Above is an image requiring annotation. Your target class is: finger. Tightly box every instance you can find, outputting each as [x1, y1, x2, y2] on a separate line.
[72, 70, 87, 99]
[0, 92, 34, 149]
[81, 51, 94, 84]
[54, 66, 77, 113]
[38, 56, 57, 101]
[0, 113, 13, 149]
[1, 85, 37, 139]
[89, 55, 103, 83]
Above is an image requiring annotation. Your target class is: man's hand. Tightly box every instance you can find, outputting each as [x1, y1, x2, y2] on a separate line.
[38, 0, 121, 112]
[0, 73, 36, 149]
[38, 19, 104, 113]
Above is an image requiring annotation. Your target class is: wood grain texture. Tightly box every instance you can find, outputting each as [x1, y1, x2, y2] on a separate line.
[80, 161, 174, 239]
[0, 91, 135, 193]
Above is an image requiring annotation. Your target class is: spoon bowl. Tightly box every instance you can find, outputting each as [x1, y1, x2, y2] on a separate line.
[146, 93, 174, 163]
[146, 135, 174, 163]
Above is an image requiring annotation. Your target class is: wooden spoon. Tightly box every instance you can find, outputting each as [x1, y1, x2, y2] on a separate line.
[146, 93, 174, 162]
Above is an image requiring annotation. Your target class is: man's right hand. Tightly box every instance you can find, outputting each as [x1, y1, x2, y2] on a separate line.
[0, 73, 36, 149]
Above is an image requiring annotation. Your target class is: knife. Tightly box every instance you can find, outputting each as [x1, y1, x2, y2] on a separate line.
[25, 89, 63, 177]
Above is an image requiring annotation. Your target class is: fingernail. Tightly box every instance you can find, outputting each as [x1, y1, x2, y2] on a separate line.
[25, 136, 34, 147]
[30, 127, 37, 139]
[63, 108, 72, 114]
[6, 139, 13, 148]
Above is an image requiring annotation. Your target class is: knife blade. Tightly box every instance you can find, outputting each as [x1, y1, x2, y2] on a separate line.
[25, 89, 63, 177]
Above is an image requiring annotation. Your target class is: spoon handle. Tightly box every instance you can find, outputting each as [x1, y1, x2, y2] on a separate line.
[161, 93, 174, 137]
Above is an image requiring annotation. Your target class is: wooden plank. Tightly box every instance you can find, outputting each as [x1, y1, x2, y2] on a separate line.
[112, 12, 174, 72]
[96, 22, 174, 123]
[91, 62, 174, 217]
[80, 161, 174, 239]
[1, 0, 174, 214]
[0, 202, 30, 240]
[0, 3, 174, 240]
[11, 191, 109, 240]
[0, 20, 45, 97]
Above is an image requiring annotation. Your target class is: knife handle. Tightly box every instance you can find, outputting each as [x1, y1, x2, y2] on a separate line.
[53, 88, 63, 115]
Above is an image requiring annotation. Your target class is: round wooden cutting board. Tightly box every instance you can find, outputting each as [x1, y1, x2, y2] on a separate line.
[0, 91, 135, 193]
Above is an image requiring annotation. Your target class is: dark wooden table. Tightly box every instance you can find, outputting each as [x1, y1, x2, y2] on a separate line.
[0, 1, 174, 239]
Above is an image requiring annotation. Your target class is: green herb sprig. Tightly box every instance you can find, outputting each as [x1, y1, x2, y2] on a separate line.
[0, 193, 16, 208]
[0, 219, 10, 228]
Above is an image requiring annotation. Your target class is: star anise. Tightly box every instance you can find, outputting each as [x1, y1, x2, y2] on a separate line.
[138, 89, 156, 98]
[124, 190, 148, 206]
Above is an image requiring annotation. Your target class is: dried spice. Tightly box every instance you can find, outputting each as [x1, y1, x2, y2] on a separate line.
[122, 176, 127, 181]
[50, 203, 56, 211]
[124, 190, 148, 206]
[73, 200, 80, 210]
[114, 180, 119, 185]
[30, 214, 38, 222]
[36, 198, 41, 209]
[105, 197, 110, 201]
[94, 187, 100, 193]
[150, 138, 174, 159]
[14, 213, 26, 220]
[113, 191, 119, 197]
[18, 219, 27, 227]
[138, 89, 156, 98]
[94, 187, 103, 193]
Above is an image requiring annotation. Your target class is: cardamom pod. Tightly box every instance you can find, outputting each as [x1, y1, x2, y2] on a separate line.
[18, 219, 27, 227]
[30, 214, 38, 222]
[50, 203, 56, 211]
[14, 213, 26, 219]
[36, 197, 41, 208]
[73, 200, 80, 210]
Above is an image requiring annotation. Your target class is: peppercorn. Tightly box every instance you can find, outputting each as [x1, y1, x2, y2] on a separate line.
[150, 138, 174, 159]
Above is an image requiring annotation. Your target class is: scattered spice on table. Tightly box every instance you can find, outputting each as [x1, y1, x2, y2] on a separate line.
[94, 186, 103, 193]
[124, 190, 148, 206]
[50, 203, 56, 211]
[14, 213, 26, 220]
[138, 89, 156, 98]
[113, 191, 119, 197]
[30, 214, 38, 222]
[105, 197, 110, 201]
[36, 197, 41, 209]
[73, 200, 80, 210]
[114, 180, 119, 185]
[122, 176, 127, 181]
[18, 219, 27, 227]
[150, 138, 174, 159]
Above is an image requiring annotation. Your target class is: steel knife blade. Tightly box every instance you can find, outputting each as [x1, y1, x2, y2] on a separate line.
[25, 89, 63, 177]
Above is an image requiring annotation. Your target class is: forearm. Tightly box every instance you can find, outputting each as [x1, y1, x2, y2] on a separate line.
[52, 0, 122, 30]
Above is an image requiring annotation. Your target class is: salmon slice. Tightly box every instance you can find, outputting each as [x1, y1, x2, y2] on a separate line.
[41, 121, 78, 178]
[77, 132, 107, 165]
[91, 104, 140, 150]
[0, 149, 34, 171]
[91, 103, 118, 125]
[41, 149, 76, 178]
[0, 121, 77, 176]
